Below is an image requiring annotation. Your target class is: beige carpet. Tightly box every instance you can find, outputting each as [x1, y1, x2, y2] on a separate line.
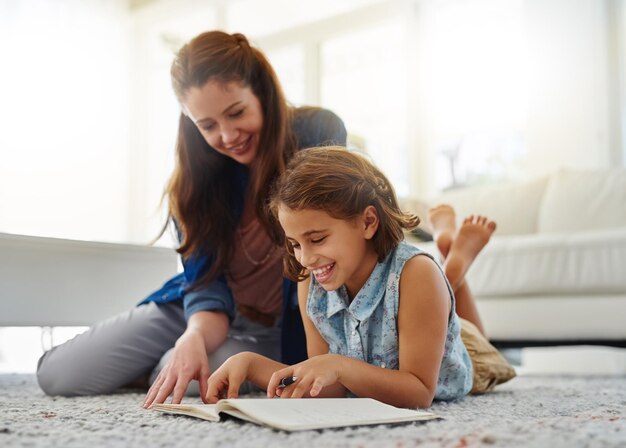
[1, 373, 624, 447]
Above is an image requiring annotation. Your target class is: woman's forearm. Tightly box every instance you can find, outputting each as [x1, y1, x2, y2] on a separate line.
[184, 310, 230, 353]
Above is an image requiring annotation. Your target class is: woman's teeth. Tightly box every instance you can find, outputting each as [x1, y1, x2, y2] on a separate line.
[230, 137, 249, 153]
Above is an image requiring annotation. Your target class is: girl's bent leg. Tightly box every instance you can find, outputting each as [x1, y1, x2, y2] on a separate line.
[37, 301, 186, 396]
[453, 280, 486, 336]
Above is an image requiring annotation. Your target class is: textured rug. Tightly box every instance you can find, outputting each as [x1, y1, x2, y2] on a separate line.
[1, 374, 624, 447]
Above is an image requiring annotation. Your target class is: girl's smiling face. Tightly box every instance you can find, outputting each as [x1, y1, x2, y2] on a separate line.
[278, 205, 380, 300]
[183, 80, 263, 166]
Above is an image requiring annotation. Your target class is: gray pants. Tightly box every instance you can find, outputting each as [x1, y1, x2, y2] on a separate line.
[36, 301, 281, 396]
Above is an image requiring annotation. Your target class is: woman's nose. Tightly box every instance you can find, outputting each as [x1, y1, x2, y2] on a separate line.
[221, 123, 240, 146]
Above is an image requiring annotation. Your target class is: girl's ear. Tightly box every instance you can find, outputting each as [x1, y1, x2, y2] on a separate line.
[362, 205, 379, 240]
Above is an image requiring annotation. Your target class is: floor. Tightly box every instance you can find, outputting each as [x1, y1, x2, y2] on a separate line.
[3, 372, 625, 447]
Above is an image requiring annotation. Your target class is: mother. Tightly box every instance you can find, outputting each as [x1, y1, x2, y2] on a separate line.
[36, 30, 346, 407]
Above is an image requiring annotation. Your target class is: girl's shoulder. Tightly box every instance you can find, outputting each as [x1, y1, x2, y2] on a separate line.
[396, 243, 451, 311]
[393, 242, 442, 282]
[392, 241, 435, 266]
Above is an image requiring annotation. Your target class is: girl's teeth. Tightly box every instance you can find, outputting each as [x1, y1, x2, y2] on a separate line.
[313, 264, 333, 275]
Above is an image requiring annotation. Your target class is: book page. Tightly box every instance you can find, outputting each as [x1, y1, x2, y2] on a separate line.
[151, 404, 220, 422]
[223, 398, 438, 431]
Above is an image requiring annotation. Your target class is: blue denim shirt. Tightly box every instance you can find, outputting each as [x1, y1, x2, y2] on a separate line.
[307, 241, 473, 400]
[139, 107, 347, 364]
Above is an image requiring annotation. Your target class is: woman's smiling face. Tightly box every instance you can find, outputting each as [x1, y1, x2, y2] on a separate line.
[183, 80, 263, 166]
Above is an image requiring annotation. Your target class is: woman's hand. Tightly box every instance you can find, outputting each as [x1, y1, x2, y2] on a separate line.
[143, 311, 229, 408]
[205, 352, 255, 403]
[143, 329, 210, 408]
[267, 354, 344, 399]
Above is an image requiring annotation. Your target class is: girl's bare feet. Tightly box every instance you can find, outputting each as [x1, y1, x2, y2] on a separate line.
[427, 204, 456, 259]
[444, 215, 496, 289]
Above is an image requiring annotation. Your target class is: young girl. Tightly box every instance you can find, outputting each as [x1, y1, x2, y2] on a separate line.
[205, 147, 513, 408]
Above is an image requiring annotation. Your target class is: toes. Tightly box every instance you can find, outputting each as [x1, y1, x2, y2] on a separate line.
[462, 214, 495, 229]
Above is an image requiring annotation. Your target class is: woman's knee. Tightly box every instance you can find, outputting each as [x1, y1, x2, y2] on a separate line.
[36, 349, 76, 396]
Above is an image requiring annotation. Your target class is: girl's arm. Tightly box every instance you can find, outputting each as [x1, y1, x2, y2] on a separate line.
[205, 351, 287, 402]
[337, 254, 449, 407]
[268, 256, 450, 408]
[206, 276, 344, 403]
[394, 255, 451, 406]
[206, 276, 335, 402]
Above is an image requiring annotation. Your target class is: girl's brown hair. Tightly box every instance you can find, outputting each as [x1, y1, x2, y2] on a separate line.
[164, 31, 295, 289]
[270, 146, 420, 281]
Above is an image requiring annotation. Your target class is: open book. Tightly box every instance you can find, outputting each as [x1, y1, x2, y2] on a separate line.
[151, 398, 439, 432]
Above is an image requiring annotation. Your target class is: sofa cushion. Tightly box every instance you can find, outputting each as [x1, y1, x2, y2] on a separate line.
[464, 228, 626, 296]
[429, 176, 548, 236]
[538, 169, 626, 233]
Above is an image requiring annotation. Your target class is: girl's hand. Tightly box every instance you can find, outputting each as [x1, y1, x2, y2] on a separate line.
[143, 329, 210, 408]
[205, 352, 254, 403]
[267, 354, 343, 398]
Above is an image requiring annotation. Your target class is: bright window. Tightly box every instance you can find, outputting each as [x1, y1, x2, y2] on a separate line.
[320, 22, 409, 195]
[265, 45, 307, 106]
[419, 0, 529, 189]
[0, 0, 132, 243]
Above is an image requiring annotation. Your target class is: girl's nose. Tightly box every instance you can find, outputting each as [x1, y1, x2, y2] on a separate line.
[299, 247, 317, 268]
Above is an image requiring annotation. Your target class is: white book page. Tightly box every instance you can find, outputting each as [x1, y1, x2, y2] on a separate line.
[151, 404, 220, 422]
[224, 398, 438, 431]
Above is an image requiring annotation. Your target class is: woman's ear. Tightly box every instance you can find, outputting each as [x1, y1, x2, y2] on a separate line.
[362, 205, 379, 240]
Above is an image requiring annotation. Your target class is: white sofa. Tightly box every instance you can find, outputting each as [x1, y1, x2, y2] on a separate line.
[403, 168, 626, 347]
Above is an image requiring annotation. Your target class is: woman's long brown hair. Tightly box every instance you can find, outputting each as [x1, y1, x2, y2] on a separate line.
[164, 31, 296, 289]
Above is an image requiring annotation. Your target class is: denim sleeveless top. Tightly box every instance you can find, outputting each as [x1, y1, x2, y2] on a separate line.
[306, 241, 473, 401]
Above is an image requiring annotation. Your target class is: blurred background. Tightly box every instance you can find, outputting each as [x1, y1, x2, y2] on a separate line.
[1, 0, 625, 372]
